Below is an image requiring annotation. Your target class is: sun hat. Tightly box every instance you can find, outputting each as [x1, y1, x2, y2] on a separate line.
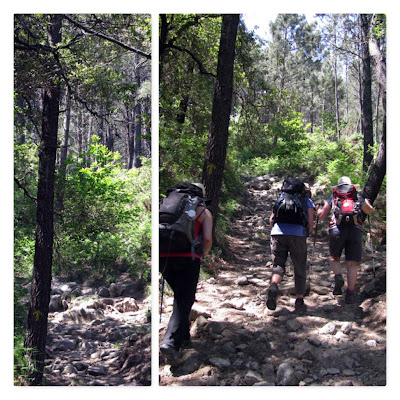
[192, 183, 206, 197]
[337, 176, 352, 186]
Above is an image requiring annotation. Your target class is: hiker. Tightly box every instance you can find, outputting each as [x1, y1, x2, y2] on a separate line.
[267, 178, 315, 313]
[316, 176, 373, 304]
[159, 182, 212, 365]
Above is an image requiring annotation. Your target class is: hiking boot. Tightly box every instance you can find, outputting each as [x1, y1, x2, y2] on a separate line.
[295, 298, 307, 314]
[333, 274, 344, 295]
[160, 343, 179, 366]
[267, 283, 278, 310]
[345, 289, 357, 304]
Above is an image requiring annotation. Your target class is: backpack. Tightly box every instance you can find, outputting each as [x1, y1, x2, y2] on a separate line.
[332, 184, 361, 226]
[159, 182, 206, 259]
[273, 178, 308, 227]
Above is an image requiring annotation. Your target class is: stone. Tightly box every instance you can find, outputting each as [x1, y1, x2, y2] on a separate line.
[209, 357, 231, 369]
[49, 295, 64, 312]
[276, 363, 297, 386]
[206, 321, 226, 335]
[221, 341, 236, 354]
[319, 322, 336, 335]
[98, 287, 110, 297]
[286, 318, 302, 332]
[237, 277, 249, 286]
[308, 336, 321, 347]
[341, 322, 353, 334]
[88, 365, 107, 376]
[115, 298, 139, 313]
[244, 370, 263, 385]
[181, 350, 202, 374]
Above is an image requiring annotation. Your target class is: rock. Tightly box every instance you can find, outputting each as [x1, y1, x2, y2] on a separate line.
[181, 350, 202, 374]
[88, 365, 107, 376]
[209, 357, 231, 369]
[308, 336, 321, 347]
[244, 370, 263, 385]
[299, 348, 314, 361]
[190, 304, 211, 320]
[49, 295, 64, 312]
[335, 331, 347, 342]
[366, 339, 377, 347]
[319, 322, 336, 335]
[248, 278, 268, 287]
[221, 342, 236, 354]
[205, 321, 226, 335]
[237, 277, 249, 286]
[63, 364, 78, 374]
[341, 322, 353, 334]
[343, 369, 356, 376]
[190, 316, 208, 337]
[286, 318, 302, 332]
[98, 287, 110, 297]
[222, 298, 245, 310]
[109, 283, 125, 297]
[53, 340, 77, 351]
[115, 298, 139, 313]
[322, 304, 335, 313]
[327, 367, 340, 375]
[276, 363, 297, 386]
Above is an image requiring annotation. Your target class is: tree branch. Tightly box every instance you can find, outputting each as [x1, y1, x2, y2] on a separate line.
[63, 14, 151, 60]
[14, 177, 37, 202]
[168, 43, 216, 77]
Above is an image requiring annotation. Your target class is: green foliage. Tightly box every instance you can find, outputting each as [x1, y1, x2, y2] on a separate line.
[14, 141, 38, 277]
[54, 138, 151, 283]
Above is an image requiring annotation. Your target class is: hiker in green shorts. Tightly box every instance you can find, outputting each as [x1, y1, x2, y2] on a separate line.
[316, 176, 373, 304]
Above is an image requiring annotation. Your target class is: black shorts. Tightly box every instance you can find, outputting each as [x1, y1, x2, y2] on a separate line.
[329, 226, 362, 262]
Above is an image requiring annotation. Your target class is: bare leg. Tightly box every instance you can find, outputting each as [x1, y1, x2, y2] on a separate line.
[330, 256, 342, 275]
[346, 260, 357, 291]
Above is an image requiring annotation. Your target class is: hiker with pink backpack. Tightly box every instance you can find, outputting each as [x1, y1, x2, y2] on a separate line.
[317, 176, 374, 304]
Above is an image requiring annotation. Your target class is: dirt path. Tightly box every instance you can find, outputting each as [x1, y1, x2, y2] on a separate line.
[159, 175, 386, 386]
[42, 275, 151, 386]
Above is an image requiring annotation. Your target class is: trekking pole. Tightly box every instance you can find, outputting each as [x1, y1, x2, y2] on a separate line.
[307, 215, 319, 293]
[160, 277, 165, 322]
[368, 215, 375, 277]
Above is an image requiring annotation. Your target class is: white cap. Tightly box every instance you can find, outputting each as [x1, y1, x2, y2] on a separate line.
[338, 176, 352, 186]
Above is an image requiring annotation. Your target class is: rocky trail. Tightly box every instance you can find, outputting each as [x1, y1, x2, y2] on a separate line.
[159, 175, 386, 386]
[41, 274, 151, 385]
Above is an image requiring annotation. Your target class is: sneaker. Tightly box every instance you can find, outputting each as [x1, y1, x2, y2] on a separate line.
[295, 298, 307, 314]
[267, 283, 278, 310]
[160, 343, 179, 366]
[345, 289, 357, 304]
[333, 274, 344, 295]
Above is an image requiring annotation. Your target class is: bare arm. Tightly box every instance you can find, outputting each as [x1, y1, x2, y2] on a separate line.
[361, 198, 374, 215]
[198, 208, 213, 256]
[317, 201, 332, 220]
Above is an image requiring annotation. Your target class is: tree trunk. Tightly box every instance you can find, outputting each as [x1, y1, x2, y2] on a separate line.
[24, 14, 62, 386]
[202, 14, 239, 225]
[361, 15, 386, 204]
[333, 59, 341, 140]
[361, 14, 374, 171]
[56, 86, 71, 212]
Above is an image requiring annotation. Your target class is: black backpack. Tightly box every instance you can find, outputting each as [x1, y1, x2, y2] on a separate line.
[159, 182, 206, 259]
[332, 184, 361, 226]
[273, 178, 308, 227]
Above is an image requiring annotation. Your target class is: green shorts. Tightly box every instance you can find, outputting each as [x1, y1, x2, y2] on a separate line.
[329, 226, 362, 262]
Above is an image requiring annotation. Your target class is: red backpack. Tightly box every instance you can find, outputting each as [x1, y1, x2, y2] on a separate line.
[332, 184, 361, 226]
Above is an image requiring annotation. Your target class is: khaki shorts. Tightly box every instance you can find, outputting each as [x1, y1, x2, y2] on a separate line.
[270, 235, 308, 295]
